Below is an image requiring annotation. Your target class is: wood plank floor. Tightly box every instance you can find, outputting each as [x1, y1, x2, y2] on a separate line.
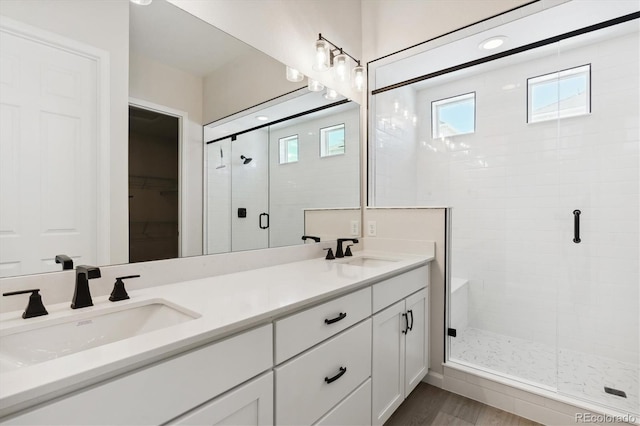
[384, 383, 544, 426]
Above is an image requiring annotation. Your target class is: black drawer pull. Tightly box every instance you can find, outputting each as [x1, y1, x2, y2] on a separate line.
[324, 312, 347, 324]
[324, 367, 347, 384]
[408, 309, 414, 331]
[402, 312, 409, 334]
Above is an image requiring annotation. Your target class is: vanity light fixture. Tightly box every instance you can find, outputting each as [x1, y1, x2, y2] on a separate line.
[286, 66, 304, 82]
[479, 36, 507, 50]
[130, 0, 153, 5]
[324, 88, 338, 100]
[308, 78, 325, 92]
[313, 33, 365, 92]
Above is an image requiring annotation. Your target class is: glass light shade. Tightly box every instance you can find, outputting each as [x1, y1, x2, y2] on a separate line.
[308, 78, 325, 92]
[333, 53, 349, 82]
[286, 66, 304, 82]
[130, 0, 153, 5]
[352, 65, 365, 92]
[313, 39, 330, 71]
[324, 88, 338, 100]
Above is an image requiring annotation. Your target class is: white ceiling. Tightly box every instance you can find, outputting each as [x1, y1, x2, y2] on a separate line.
[129, 0, 257, 77]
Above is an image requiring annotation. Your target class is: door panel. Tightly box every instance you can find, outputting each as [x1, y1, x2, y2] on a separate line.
[405, 289, 428, 396]
[0, 25, 98, 277]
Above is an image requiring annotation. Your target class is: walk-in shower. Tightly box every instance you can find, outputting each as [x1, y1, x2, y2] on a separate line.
[369, 1, 639, 418]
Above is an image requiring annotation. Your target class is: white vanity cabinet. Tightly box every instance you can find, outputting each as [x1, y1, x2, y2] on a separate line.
[171, 371, 273, 425]
[274, 287, 372, 425]
[371, 266, 429, 426]
[1, 325, 273, 426]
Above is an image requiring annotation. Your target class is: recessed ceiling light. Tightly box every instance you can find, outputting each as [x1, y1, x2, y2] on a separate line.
[479, 36, 507, 50]
[256, 115, 269, 121]
[130, 0, 153, 5]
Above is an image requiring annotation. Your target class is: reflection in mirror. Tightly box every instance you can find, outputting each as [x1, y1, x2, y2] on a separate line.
[0, 0, 361, 278]
[204, 89, 360, 254]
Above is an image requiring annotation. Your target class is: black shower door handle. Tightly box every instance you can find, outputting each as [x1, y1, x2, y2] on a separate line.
[573, 210, 581, 243]
[259, 213, 269, 229]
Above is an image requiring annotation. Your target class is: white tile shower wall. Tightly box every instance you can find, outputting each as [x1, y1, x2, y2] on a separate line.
[206, 139, 231, 254]
[268, 105, 360, 248]
[232, 129, 269, 251]
[405, 30, 639, 362]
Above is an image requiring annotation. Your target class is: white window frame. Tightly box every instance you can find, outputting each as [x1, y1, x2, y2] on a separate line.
[431, 92, 476, 139]
[527, 64, 591, 123]
[279, 135, 299, 164]
[320, 123, 346, 157]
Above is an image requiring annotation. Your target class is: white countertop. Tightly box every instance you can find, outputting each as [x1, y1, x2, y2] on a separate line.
[0, 251, 432, 416]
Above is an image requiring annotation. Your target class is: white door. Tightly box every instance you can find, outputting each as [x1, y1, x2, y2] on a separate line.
[172, 372, 273, 425]
[404, 288, 429, 396]
[372, 300, 406, 426]
[0, 20, 103, 277]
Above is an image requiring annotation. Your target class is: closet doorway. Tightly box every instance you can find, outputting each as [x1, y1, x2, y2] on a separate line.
[128, 104, 180, 262]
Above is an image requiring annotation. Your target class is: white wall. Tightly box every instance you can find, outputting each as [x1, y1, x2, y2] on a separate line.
[203, 49, 306, 124]
[129, 52, 204, 257]
[168, 0, 362, 102]
[0, 0, 130, 264]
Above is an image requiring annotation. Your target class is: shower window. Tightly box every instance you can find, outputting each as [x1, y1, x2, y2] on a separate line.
[527, 64, 591, 123]
[431, 92, 475, 138]
[279, 135, 299, 164]
[320, 124, 345, 157]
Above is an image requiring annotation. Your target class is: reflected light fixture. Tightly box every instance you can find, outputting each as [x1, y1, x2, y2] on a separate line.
[313, 39, 330, 71]
[286, 66, 304, 82]
[256, 115, 269, 121]
[312, 33, 365, 92]
[324, 88, 338, 100]
[308, 78, 324, 92]
[130, 0, 153, 5]
[479, 36, 507, 50]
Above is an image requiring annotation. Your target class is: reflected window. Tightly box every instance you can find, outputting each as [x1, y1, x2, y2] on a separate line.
[527, 64, 590, 123]
[320, 124, 345, 157]
[431, 92, 475, 138]
[279, 135, 298, 164]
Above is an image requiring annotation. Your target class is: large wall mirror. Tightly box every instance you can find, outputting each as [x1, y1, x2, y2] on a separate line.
[0, 0, 361, 278]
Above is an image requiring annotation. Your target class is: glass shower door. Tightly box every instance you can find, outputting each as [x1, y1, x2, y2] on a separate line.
[555, 21, 639, 416]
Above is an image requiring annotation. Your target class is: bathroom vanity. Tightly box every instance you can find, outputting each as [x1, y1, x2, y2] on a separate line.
[0, 250, 432, 425]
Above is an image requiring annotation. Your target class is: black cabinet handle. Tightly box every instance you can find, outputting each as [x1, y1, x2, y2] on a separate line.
[324, 312, 347, 324]
[259, 212, 269, 229]
[402, 312, 409, 334]
[408, 309, 414, 331]
[324, 367, 347, 384]
[573, 210, 581, 243]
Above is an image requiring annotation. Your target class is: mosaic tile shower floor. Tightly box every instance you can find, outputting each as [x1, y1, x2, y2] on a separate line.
[450, 327, 639, 415]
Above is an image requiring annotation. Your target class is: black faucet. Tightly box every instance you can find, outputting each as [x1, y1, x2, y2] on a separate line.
[336, 238, 359, 258]
[71, 265, 101, 309]
[55, 254, 74, 270]
[302, 235, 321, 243]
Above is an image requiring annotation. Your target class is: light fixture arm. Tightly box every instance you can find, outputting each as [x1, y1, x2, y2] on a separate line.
[318, 33, 361, 66]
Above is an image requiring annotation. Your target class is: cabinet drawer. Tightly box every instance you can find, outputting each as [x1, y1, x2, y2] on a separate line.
[275, 287, 371, 363]
[3, 325, 273, 425]
[314, 379, 371, 426]
[275, 319, 372, 425]
[372, 266, 428, 313]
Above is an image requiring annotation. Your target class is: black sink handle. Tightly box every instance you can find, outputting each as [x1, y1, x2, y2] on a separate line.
[3, 289, 48, 319]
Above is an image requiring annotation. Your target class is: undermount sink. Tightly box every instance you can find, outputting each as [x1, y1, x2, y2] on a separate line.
[339, 256, 399, 267]
[0, 300, 199, 373]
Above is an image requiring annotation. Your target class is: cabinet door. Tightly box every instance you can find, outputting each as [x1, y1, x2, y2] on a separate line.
[172, 372, 273, 425]
[371, 300, 406, 426]
[404, 288, 428, 397]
